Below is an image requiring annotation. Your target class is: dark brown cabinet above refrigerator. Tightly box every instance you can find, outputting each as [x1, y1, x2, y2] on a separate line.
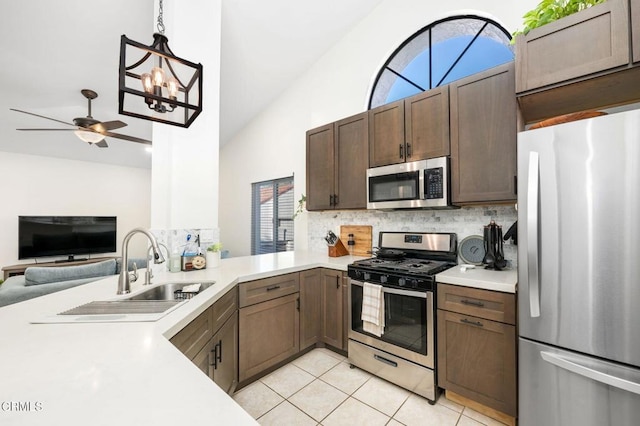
[515, 0, 640, 125]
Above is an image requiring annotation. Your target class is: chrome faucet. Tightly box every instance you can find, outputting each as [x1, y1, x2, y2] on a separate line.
[118, 228, 166, 295]
[144, 243, 169, 286]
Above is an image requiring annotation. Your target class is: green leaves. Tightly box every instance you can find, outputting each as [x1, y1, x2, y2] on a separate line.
[512, 0, 606, 40]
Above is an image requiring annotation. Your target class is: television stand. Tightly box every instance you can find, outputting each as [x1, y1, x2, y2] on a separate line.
[54, 256, 88, 264]
[2, 256, 117, 280]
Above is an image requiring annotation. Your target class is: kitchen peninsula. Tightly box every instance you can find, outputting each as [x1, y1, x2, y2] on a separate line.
[0, 252, 360, 426]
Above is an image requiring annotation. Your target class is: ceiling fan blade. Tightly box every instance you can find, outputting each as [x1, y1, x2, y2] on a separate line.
[90, 120, 127, 133]
[102, 131, 151, 145]
[10, 108, 76, 127]
[94, 140, 109, 148]
[16, 128, 76, 131]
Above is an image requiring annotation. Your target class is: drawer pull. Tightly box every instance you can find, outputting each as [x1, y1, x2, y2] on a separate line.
[460, 318, 484, 327]
[460, 299, 485, 307]
[374, 354, 398, 368]
[266, 285, 281, 291]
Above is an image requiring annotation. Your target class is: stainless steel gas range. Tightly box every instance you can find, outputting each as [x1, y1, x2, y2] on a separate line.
[347, 231, 457, 403]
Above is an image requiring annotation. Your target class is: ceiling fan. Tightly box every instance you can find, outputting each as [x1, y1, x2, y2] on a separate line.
[10, 89, 151, 148]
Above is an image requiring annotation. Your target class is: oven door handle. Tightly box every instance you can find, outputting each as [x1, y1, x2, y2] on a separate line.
[350, 280, 427, 299]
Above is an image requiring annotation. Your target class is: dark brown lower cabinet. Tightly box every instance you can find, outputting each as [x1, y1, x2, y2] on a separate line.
[437, 283, 517, 418]
[321, 269, 343, 349]
[300, 268, 347, 352]
[437, 310, 516, 415]
[238, 293, 300, 382]
[300, 269, 322, 350]
[170, 287, 238, 395]
[209, 311, 238, 394]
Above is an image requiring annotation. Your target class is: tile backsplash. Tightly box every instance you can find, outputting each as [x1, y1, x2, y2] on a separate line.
[307, 205, 518, 266]
[150, 228, 219, 273]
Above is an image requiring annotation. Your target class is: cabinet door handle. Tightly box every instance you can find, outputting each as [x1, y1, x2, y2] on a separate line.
[336, 276, 340, 289]
[406, 143, 412, 158]
[460, 318, 484, 327]
[296, 297, 300, 311]
[210, 345, 218, 369]
[329, 194, 334, 206]
[266, 285, 280, 291]
[216, 340, 222, 364]
[460, 299, 485, 307]
[208, 351, 214, 377]
[399, 144, 404, 159]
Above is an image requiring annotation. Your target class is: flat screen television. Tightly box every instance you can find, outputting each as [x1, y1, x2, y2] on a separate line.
[18, 216, 117, 261]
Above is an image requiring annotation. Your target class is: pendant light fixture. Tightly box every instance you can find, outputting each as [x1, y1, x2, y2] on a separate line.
[118, 0, 203, 128]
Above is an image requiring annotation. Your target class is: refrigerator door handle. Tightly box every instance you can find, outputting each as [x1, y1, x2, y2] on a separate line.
[541, 351, 640, 396]
[527, 151, 541, 317]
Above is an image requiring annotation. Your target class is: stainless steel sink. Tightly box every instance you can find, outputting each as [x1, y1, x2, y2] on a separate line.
[33, 281, 218, 324]
[58, 300, 183, 315]
[125, 281, 215, 301]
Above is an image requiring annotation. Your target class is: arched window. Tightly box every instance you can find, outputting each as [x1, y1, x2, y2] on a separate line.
[369, 15, 512, 109]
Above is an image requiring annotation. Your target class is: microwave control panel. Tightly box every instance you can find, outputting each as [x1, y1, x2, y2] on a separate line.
[425, 168, 444, 199]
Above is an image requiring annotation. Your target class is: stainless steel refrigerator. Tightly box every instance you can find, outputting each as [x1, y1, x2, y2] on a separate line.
[517, 109, 640, 426]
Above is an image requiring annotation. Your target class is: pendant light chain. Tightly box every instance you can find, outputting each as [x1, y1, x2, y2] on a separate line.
[157, 0, 165, 35]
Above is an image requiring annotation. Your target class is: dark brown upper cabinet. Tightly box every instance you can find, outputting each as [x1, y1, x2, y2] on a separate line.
[306, 112, 369, 211]
[515, 0, 629, 94]
[369, 86, 450, 168]
[306, 123, 334, 211]
[368, 99, 405, 167]
[450, 62, 517, 205]
[515, 0, 640, 125]
[405, 86, 450, 160]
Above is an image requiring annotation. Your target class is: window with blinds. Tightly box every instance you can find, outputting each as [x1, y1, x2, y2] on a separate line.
[251, 176, 295, 255]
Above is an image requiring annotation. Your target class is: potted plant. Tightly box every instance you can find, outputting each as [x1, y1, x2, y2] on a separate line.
[206, 243, 222, 268]
[512, 0, 606, 40]
[293, 194, 306, 219]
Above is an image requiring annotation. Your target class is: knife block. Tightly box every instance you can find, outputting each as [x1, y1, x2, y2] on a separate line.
[328, 239, 349, 257]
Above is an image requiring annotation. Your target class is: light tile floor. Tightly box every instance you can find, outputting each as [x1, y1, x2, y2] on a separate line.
[233, 348, 507, 426]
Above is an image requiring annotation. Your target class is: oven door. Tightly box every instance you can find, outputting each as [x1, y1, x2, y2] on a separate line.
[349, 279, 434, 368]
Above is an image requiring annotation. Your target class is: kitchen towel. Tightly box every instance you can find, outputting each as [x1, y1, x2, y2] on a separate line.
[361, 282, 385, 337]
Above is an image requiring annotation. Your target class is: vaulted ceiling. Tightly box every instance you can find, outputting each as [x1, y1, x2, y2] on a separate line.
[0, 0, 383, 169]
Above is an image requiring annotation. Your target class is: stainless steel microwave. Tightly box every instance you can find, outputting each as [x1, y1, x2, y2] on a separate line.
[366, 157, 454, 209]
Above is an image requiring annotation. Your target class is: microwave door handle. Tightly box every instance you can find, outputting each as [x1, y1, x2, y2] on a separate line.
[527, 151, 541, 318]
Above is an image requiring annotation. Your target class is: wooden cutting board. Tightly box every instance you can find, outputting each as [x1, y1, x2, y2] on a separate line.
[340, 225, 373, 257]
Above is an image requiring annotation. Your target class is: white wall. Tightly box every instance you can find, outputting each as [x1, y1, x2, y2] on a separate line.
[0, 151, 151, 269]
[220, 0, 539, 257]
[151, 0, 221, 231]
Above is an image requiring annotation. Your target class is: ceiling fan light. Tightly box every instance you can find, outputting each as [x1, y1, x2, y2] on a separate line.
[74, 130, 105, 144]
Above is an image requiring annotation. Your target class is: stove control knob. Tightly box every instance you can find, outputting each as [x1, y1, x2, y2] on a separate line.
[364, 272, 371, 281]
[380, 275, 388, 284]
[398, 278, 406, 287]
[410, 279, 419, 289]
[354, 270, 363, 279]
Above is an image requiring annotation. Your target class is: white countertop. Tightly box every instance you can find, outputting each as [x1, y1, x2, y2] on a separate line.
[436, 265, 517, 293]
[0, 251, 361, 426]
